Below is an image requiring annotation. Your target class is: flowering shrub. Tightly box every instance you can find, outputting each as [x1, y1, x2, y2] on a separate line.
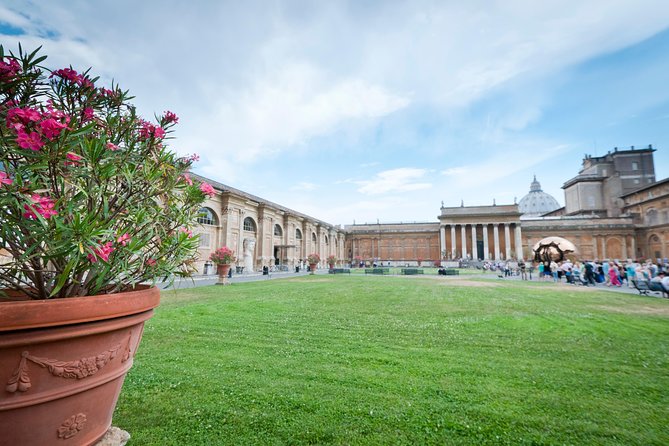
[326, 255, 336, 266]
[307, 253, 320, 264]
[210, 246, 235, 265]
[0, 46, 213, 299]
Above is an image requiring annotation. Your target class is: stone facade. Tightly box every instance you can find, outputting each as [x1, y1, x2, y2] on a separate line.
[191, 174, 346, 274]
[192, 147, 668, 270]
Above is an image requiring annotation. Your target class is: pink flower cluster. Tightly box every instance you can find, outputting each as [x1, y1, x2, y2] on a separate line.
[200, 182, 215, 197]
[163, 111, 179, 124]
[23, 194, 58, 220]
[138, 119, 166, 141]
[178, 227, 193, 238]
[6, 104, 70, 151]
[87, 242, 114, 263]
[87, 233, 132, 263]
[0, 57, 21, 81]
[0, 171, 13, 186]
[50, 67, 94, 89]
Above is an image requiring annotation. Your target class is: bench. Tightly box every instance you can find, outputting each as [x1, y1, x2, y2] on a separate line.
[364, 268, 390, 275]
[401, 268, 424, 275]
[328, 268, 351, 274]
[648, 280, 669, 297]
[438, 268, 459, 276]
[632, 279, 668, 297]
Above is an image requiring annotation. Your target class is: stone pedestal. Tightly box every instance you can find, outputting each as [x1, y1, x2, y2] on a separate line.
[94, 427, 130, 446]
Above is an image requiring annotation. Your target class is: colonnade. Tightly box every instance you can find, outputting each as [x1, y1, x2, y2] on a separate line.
[439, 222, 523, 261]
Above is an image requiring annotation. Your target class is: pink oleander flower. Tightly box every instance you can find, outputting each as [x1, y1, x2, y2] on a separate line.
[65, 152, 82, 166]
[178, 227, 193, 238]
[106, 142, 119, 151]
[50, 67, 93, 88]
[138, 120, 166, 141]
[187, 153, 200, 162]
[181, 173, 193, 185]
[23, 194, 58, 220]
[146, 258, 157, 267]
[0, 171, 13, 186]
[6, 107, 41, 127]
[82, 107, 94, 122]
[87, 241, 115, 263]
[50, 67, 82, 84]
[163, 111, 179, 124]
[16, 130, 45, 151]
[199, 182, 215, 197]
[40, 118, 68, 140]
[117, 233, 131, 246]
[0, 57, 21, 80]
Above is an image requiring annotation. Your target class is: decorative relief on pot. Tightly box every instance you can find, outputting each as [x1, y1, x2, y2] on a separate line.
[57, 413, 87, 439]
[122, 332, 133, 363]
[5, 335, 132, 393]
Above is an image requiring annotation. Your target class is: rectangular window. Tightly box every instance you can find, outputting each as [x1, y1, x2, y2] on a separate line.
[198, 232, 211, 248]
[634, 179, 640, 184]
[632, 161, 639, 170]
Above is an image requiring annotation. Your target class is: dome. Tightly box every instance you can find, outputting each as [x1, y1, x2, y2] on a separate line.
[518, 176, 561, 217]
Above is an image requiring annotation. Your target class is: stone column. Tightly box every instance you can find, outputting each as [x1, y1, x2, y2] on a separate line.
[451, 225, 456, 259]
[592, 235, 598, 259]
[493, 224, 500, 260]
[504, 223, 511, 260]
[622, 235, 628, 260]
[461, 225, 467, 259]
[630, 236, 636, 259]
[601, 236, 607, 259]
[482, 224, 489, 260]
[440, 226, 446, 259]
[515, 224, 523, 260]
[471, 224, 477, 260]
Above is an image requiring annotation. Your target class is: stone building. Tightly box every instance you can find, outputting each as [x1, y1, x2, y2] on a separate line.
[190, 174, 346, 274]
[193, 145, 667, 271]
[343, 146, 667, 263]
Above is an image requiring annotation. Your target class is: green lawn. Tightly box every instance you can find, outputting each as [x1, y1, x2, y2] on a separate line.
[114, 276, 669, 445]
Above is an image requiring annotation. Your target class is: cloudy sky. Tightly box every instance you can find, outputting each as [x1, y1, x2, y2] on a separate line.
[2, 1, 669, 225]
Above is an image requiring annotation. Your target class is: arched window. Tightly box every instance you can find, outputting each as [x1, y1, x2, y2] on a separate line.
[295, 228, 302, 240]
[197, 207, 217, 225]
[324, 235, 329, 245]
[243, 217, 257, 232]
[274, 224, 283, 236]
[312, 232, 317, 243]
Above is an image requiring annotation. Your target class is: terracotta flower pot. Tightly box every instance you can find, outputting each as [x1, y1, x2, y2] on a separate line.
[216, 263, 231, 278]
[0, 286, 160, 446]
[309, 263, 317, 274]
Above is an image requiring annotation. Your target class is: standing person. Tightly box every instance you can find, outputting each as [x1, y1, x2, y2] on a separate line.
[608, 262, 621, 287]
[519, 259, 527, 280]
[626, 260, 636, 288]
[602, 260, 611, 285]
[550, 260, 559, 282]
[584, 261, 596, 285]
[538, 262, 544, 280]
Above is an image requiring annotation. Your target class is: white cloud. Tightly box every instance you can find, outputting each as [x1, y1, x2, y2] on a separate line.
[356, 168, 431, 195]
[290, 181, 319, 191]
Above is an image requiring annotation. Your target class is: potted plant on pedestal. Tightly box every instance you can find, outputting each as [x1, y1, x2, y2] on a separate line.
[210, 246, 235, 284]
[307, 253, 320, 274]
[326, 255, 336, 269]
[0, 46, 212, 445]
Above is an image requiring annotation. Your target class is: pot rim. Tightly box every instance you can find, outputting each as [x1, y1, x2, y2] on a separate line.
[0, 285, 160, 332]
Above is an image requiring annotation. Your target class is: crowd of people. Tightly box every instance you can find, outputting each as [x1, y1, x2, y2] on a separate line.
[492, 258, 669, 292]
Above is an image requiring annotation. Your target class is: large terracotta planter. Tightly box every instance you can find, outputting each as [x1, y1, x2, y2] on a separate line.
[0, 286, 160, 446]
[309, 263, 317, 274]
[216, 263, 231, 278]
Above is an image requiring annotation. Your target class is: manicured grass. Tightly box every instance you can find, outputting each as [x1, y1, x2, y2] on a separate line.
[114, 276, 669, 445]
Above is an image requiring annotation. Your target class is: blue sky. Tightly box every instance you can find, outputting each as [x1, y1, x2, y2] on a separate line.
[2, 1, 669, 225]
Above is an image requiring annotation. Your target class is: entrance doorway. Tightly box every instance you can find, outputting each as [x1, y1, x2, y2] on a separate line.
[476, 241, 484, 261]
